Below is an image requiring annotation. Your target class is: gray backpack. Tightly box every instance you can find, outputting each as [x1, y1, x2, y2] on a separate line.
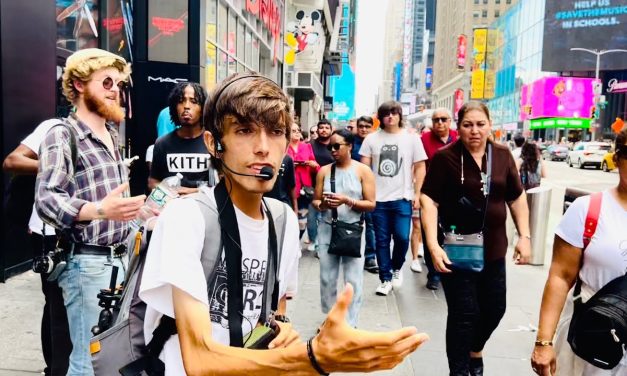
[89, 191, 287, 376]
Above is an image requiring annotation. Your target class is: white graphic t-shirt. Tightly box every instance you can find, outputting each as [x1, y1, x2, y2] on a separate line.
[359, 129, 427, 202]
[139, 188, 301, 375]
[22, 119, 59, 235]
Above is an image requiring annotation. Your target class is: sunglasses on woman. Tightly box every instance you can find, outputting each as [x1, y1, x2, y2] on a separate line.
[94, 76, 126, 91]
[381, 109, 400, 117]
[327, 143, 349, 151]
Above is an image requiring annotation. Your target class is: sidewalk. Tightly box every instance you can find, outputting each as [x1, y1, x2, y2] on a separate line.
[0, 251, 549, 376]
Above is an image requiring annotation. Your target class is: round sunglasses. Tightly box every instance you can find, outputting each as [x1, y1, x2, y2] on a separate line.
[93, 76, 126, 91]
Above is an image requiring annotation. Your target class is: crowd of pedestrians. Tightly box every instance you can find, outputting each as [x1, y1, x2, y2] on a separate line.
[2, 47, 627, 376]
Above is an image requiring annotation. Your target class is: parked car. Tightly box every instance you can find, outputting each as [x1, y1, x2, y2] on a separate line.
[601, 151, 616, 172]
[542, 145, 569, 161]
[566, 141, 612, 169]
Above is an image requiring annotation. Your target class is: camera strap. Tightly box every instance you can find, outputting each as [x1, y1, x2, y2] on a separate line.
[214, 181, 279, 347]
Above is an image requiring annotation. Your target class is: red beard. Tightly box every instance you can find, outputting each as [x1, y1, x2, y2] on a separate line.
[84, 87, 125, 123]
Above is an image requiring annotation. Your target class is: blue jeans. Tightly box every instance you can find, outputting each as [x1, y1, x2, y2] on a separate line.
[307, 203, 320, 245]
[364, 212, 376, 261]
[317, 221, 365, 327]
[372, 199, 412, 282]
[57, 253, 125, 375]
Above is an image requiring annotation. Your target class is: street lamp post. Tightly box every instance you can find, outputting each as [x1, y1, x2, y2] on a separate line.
[569, 48, 627, 140]
[570, 48, 627, 81]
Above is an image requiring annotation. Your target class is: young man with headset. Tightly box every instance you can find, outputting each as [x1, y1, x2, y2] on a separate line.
[139, 73, 428, 375]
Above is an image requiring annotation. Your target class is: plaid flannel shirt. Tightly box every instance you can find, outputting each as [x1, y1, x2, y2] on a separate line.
[35, 113, 130, 246]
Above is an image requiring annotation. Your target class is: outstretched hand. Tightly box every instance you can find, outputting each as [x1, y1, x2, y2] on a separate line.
[313, 284, 429, 373]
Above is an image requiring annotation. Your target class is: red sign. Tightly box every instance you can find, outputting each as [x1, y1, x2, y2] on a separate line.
[103, 17, 124, 33]
[454, 89, 465, 120]
[152, 17, 185, 36]
[246, 0, 281, 63]
[457, 34, 467, 70]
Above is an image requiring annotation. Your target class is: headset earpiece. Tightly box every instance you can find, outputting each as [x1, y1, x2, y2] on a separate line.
[216, 140, 223, 153]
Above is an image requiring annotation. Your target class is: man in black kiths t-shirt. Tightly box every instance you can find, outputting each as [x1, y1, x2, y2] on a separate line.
[150, 82, 217, 193]
[265, 155, 297, 212]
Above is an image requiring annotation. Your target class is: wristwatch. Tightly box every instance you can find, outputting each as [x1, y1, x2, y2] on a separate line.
[273, 314, 290, 323]
[95, 201, 106, 219]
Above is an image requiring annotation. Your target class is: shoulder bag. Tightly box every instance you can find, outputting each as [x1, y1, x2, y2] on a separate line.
[441, 144, 492, 272]
[567, 192, 627, 370]
[327, 164, 363, 258]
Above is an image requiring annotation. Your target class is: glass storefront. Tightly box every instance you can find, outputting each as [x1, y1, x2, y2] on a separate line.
[205, 0, 284, 89]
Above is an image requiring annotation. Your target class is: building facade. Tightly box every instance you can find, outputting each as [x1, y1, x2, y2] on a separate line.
[485, 0, 549, 133]
[431, 0, 517, 115]
[379, 0, 405, 104]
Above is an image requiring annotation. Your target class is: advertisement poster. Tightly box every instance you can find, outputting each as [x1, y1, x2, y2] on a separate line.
[519, 77, 599, 121]
[454, 89, 464, 121]
[425, 67, 433, 90]
[470, 28, 487, 99]
[542, 0, 627, 71]
[483, 29, 497, 99]
[284, 7, 325, 72]
[327, 63, 356, 121]
[456, 34, 467, 70]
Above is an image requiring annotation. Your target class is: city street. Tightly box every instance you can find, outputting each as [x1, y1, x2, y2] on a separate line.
[0, 161, 619, 375]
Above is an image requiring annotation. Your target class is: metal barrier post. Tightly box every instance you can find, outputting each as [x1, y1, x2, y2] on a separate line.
[527, 186, 552, 265]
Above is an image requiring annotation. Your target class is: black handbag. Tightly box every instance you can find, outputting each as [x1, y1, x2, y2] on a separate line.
[567, 192, 627, 370]
[297, 171, 314, 199]
[327, 164, 363, 258]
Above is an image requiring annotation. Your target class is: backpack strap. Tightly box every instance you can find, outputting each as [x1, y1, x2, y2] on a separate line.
[573, 191, 603, 307]
[260, 197, 288, 320]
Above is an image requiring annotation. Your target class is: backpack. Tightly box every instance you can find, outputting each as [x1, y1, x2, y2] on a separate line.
[567, 192, 627, 370]
[520, 161, 541, 190]
[89, 189, 288, 376]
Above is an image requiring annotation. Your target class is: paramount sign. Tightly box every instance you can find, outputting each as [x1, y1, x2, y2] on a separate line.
[608, 78, 627, 93]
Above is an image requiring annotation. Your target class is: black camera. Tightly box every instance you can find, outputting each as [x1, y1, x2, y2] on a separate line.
[32, 249, 67, 281]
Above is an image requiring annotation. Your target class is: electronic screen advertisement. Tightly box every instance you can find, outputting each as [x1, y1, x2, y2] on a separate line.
[520, 77, 598, 121]
[542, 0, 627, 72]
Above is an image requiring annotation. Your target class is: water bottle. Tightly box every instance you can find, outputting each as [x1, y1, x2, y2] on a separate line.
[133, 173, 183, 228]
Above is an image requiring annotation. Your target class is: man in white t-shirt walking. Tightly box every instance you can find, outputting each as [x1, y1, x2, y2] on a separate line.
[3, 120, 72, 375]
[139, 74, 428, 375]
[360, 101, 427, 296]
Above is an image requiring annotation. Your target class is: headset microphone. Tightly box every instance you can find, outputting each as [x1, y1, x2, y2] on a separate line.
[220, 160, 275, 181]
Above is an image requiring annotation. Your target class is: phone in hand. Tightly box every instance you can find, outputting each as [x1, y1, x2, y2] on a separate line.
[323, 191, 334, 198]
[243, 324, 279, 349]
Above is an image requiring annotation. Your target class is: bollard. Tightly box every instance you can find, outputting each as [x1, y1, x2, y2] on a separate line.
[527, 186, 552, 265]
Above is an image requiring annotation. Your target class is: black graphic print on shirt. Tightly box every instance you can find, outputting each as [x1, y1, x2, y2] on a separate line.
[378, 144, 403, 177]
[208, 255, 267, 330]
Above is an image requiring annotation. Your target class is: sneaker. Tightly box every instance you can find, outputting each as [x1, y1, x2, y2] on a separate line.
[375, 281, 393, 296]
[391, 269, 403, 288]
[307, 242, 316, 252]
[418, 244, 425, 258]
[426, 278, 440, 290]
[410, 259, 423, 273]
[364, 258, 379, 274]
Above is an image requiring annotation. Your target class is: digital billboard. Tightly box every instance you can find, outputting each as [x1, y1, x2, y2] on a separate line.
[542, 1, 627, 72]
[519, 77, 599, 121]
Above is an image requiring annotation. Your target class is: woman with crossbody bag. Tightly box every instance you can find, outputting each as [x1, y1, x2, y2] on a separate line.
[312, 129, 375, 327]
[532, 127, 627, 376]
[421, 101, 531, 375]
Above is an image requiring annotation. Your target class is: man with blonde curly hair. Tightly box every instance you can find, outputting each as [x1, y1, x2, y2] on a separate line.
[35, 48, 145, 375]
